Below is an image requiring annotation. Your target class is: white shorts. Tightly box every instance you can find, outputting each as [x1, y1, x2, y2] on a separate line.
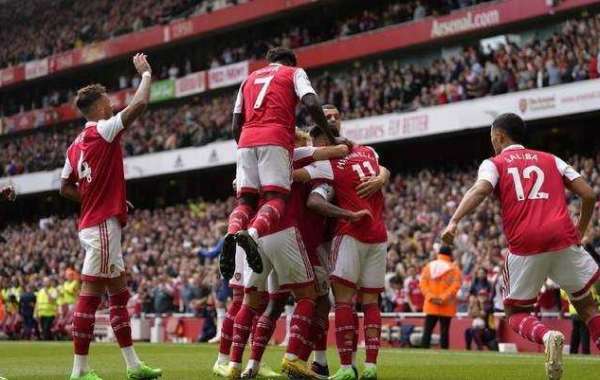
[330, 235, 387, 293]
[246, 227, 315, 292]
[236, 145, 291, 196]
[243, 267, 288, 296]
[78, 217, 125, 282]
[229, 245, 247, 290]
[503, 245, 600, 306]
[317, 242, 332, 274]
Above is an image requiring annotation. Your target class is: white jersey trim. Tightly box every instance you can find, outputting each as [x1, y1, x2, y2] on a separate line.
[312, 182, 335, 201]
[477, 159, 499, 188]
[293, 68, 316, 99]
[61, 157, 73, 179]
[554, 155, 581, 182]
[96, 112, 124, 143]
[305, 160, 334, 181]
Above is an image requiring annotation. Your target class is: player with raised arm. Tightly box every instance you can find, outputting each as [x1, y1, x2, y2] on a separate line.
[442, 113, 600, 380]
[219, 47, 333, 282]
[60, 54, 162, 380]
[295, 125, 388, 380]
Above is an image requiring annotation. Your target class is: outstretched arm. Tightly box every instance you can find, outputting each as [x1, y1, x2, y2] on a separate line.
[312, 144, 349, 161]
[565, 177, 597, 238]
[301, 93, 336, 142]
[120, 53, 152, 128]
[307, 186, 371, 222]
[441, 180, 493, 245]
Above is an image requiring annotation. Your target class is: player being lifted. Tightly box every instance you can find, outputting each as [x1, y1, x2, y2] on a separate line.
[442, 113, 600, 380]
[295, 125, 388, 380]
[60, 54, 162, 380]
[219, 47, 333, 280]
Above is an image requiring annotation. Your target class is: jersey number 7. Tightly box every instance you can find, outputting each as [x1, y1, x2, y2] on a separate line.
[253, 76, 274, 109]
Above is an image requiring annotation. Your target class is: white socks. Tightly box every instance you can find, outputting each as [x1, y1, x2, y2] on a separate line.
[314, 350, 327, 366]
[246, 359, 260, 371]
[71, 354, 89, 377]
[285, 353, 298, 361]
[365, 362, 376, 369]
[216, 307, 226, 333]
[217, 353, 230, 365]
[121, 346, 142, 369]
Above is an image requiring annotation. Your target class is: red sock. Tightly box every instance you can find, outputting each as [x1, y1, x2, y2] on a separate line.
[249, 198, 286, 237]
[313, 314, 329, 352]
[587, 314, 600, 349]
[250, 294, 269, 345]
[72, 293, 101, 355]
[508, 313, 550, 345]
[335, 302, 355, 366]
[230, 304, 257, 364]
[227, 203, 254, 235]
[219, 295, 243, 355]
[287, 298, 316, 358]
[250, 314, 278, 361]
[363, 303, 381, 364]
[109, 289, 133, 348]
[352, 309, 359, 353]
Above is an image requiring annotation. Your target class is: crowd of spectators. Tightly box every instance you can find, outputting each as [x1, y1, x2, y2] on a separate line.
[2, 13, 599, 178]
[2, 151, 600, 340]
[0, 95, 232, 176]
[0, 0, 491, 117]
[0, 0, 248, 70]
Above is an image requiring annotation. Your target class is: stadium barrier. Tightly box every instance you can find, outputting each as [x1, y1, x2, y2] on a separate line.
[3, 77, 600, 195]
[88, 311, 596, 353]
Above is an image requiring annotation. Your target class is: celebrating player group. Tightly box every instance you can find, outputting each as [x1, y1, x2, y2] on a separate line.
[51, 45, 599, 380]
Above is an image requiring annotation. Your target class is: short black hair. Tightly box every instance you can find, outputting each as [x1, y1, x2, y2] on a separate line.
[492, 113, 527, 144]
[309, 124, 339, 139]
[266, 47, 297, 66]
[439, 245, 452, 256]
[75, 84, 107, 114]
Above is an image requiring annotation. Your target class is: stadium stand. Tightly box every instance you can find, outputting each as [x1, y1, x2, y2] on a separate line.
[1, 12, 599, 178]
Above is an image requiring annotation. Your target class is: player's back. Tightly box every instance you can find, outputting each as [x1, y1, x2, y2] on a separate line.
[489, 146, 579, 254]
[331, 145, 387, 243]
[63, 118, 127, 230]
[237, 64, 305, 150]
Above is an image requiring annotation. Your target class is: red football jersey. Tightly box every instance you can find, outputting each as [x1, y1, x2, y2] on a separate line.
[306, 145, 387, 244]
[234, 63, 316, 151]
[61, 114, 127, 230]
[478, 145, 580, 255]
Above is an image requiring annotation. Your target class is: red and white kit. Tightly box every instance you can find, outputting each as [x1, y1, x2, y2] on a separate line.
[305, 145, 388, 293]
[478, 144, 600, 305]
[61, 113, 128, 282]
[234, 63, 316, 196]
[245, 147, 329, 294]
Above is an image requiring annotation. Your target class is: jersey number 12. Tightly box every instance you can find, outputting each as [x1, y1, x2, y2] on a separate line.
[507, 165, 548, 201]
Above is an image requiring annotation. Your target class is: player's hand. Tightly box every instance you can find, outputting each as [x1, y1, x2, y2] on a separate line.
[347, 209, 372, 223]
[356, 175, 384, 198]
[133, 53, 152, 76]
[441, 221, 458, 245]
[0, 185, 16, 202]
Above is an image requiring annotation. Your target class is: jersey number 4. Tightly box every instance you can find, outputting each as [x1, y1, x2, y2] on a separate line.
[507, 165, 548, 201]
[253, 76, 274, 109]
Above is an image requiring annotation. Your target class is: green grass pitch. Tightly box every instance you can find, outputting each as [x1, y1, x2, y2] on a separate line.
[0, 342, 599, 380]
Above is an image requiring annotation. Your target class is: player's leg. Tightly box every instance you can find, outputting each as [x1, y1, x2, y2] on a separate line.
[210, 277, 231, 343]
[70, 223, 111, 380]
[439, 316, 451, 349]
[504, 251, 562, 380]
[105, 274, 161, 379]
[310, 265, 332, 379]
[221, 147, 260, 279]
[356, 242, 386, 380]
[228, 256, 272, 378]
[214, 288, 244, 376]
[239, 146, 291, 264]
[551, 245, 600, 353]
[329, 235, 361, 380]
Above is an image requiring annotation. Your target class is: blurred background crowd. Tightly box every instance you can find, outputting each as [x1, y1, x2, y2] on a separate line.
[2, 153, 599, 341]
[2, 12, 599, 177]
